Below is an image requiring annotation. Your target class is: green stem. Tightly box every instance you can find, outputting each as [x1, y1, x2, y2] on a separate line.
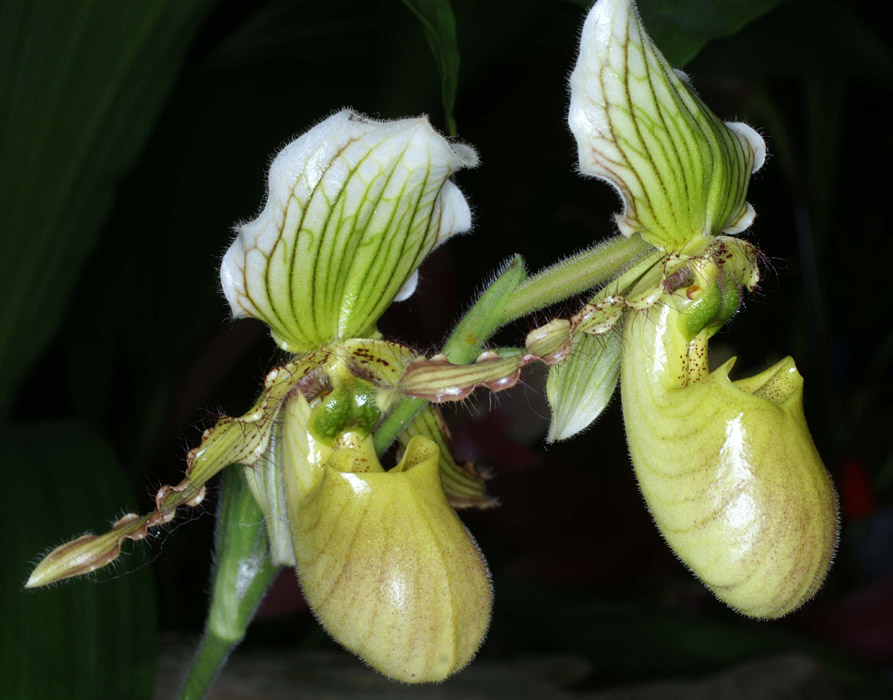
[373, 397, 428, 455]
[499, 234, 653, 323]
[374, 255, 529, 452]
[374, 237, 653, 452]
[178, 468, 279, 700]
[177, 633, 234, 700]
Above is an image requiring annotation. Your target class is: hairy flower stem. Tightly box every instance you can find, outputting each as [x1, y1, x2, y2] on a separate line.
[178, 468, 279, 700]
[499, 234, 653, 324]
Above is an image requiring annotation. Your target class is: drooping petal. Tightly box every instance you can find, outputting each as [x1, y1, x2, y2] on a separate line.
[27, 353, 329, 587]
[568, 0, 765, 250]
[221, 109, 478, 353]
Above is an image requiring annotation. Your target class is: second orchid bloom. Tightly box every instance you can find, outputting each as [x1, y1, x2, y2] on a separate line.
[559, 0, 839, 617]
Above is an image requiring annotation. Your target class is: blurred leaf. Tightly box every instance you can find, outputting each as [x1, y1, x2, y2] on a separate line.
[691, 0, 893, 82]
[561, 0, 781, 67]
[0, 423, 157, 699]
[636, 0, 781, 67]
[401, 0, 460, 133]
[0, 0, 218, 416]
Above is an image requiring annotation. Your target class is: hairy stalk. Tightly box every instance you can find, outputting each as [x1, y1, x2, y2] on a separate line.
[376, 238, 647, 451]
[499, 234, 653, 323]
[178, 468, 279, 700]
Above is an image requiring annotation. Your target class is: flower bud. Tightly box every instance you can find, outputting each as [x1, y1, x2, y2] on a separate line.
[221, 109, 478, 353]
[568, 0, 765, 251]
[621, 300, 838, 618]
[279, 392, 492, 682]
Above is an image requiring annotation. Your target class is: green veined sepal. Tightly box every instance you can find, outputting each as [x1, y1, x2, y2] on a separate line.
[568, 0, 766, 251]
[221, 109, 478, 353]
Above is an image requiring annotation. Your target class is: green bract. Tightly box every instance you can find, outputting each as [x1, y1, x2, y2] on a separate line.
[568, 0, 766, 251]
[546, 330, 621, 442]
[220, 109, 478, 353]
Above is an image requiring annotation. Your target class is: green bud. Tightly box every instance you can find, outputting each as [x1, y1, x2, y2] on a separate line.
[568, 0, 766, 251]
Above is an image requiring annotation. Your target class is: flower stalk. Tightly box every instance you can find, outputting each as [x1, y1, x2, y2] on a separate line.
[178, 468, 279, 700]
[498, 233, 653, 324]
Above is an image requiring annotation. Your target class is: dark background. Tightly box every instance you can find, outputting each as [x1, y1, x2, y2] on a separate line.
[2, 0, 892, 697]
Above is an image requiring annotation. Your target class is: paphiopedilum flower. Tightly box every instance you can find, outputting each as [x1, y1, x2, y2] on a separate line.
[28, 111, 493, 684]
[555, 0, 837, 616]
[220, 109, 478, 353]
[546, 0, 769, 440]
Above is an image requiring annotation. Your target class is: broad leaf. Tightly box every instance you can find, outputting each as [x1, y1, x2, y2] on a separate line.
[636, 0, 781, 68]
[0, 0, 218, 416]
[563, 0, 782, 67]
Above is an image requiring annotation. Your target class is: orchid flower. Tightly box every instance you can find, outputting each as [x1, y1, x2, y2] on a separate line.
[559, 0, 838, 616]
[399, 0, 838, 617]
[28, 110, 493, 683]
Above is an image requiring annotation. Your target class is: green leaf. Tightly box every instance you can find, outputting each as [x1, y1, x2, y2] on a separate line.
[400, 0, 461, 134]
[690, 0, 893, 83]
[0, 423, 157, 699]
[0, 0, 218, 416]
